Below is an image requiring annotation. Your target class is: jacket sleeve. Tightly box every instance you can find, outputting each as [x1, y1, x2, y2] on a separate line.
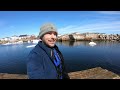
[62, 64, 70, 79]
[26, 51, 45, 79]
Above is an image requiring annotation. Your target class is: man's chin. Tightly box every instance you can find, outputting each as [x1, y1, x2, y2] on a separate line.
[48, 44, 55, 47]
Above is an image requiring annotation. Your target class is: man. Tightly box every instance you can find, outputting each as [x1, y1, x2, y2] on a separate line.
[27, 23, 70, 79]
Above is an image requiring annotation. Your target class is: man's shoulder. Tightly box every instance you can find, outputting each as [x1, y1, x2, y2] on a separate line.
[28, 46, 44, 59]
[32, 44, 43, 52]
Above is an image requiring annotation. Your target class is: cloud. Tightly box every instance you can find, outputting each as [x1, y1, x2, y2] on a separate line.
[58, 25, 77, 34]
[58, 21, 120, 34]
[97, 11, 120, 15]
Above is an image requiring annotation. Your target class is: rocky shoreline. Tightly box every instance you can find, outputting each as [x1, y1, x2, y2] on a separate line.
[57, 32, 120, 41]
[1, 32, 120, 45]
[0, 67, 120, 79]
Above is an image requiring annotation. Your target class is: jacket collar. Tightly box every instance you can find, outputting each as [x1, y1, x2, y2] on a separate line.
[37, 41, 58, 58]
[37, 41, 59, 70]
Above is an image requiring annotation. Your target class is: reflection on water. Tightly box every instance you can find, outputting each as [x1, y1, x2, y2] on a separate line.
[57, 41, 120, 75]
[57, 40, 120, 47]
[57, 41, 90, 47]
[0, 41, 120, 75]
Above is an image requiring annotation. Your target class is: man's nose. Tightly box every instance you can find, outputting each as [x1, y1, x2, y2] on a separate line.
[51, 34, 56, 38]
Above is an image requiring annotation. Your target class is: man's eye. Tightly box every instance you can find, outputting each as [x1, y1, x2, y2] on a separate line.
[47, 32, 51, 34]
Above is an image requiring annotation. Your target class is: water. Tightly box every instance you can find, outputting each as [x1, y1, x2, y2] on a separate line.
[56, 41, 120, 75]
[0, 43, 35, 74]
[0, 41, 120, 75]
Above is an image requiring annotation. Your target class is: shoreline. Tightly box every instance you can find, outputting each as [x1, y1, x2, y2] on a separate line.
[0, 67, 120, 79]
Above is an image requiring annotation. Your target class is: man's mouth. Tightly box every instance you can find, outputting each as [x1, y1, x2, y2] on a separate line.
[48, 40, 55, 43]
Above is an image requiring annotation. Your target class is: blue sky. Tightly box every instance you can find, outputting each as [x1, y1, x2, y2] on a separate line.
[0, 11, 120, 38]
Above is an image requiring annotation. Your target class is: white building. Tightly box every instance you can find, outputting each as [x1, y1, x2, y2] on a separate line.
[10, 35, 19, 41]
[19, 35, 29, 39]
[1, 37, 11, 41]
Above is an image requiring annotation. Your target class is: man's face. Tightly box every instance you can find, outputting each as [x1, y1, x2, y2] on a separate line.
[42, 31, 57, 47]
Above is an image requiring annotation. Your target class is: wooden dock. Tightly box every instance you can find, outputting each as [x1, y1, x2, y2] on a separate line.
[0, 67, 120, 79]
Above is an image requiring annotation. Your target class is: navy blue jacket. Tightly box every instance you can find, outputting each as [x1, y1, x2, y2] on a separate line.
[27, 41, 69, 79]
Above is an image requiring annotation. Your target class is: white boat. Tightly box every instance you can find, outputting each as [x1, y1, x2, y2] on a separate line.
[89, 41, 96, 46]
[26, 45, 36, 48]
[17, 41, 23, 44]
[28, 40, 31, 43]
[12, 41, 23, 44]
[2, 42, 12, 45]
[32, 40, 39, 43]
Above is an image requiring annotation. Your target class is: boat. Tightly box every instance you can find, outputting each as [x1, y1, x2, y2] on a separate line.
[89, 40, 96, 46]
[32, 40, 39, 43]
[26, 45, 36, 48]
[2, 42, 12, 45]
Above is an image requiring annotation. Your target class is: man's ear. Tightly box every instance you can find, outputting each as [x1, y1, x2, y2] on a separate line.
[40, 35, 43, 40]
[39, 39, 42, 41]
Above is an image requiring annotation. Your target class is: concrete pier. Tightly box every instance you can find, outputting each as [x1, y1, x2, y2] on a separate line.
[0, 67, 120, 79]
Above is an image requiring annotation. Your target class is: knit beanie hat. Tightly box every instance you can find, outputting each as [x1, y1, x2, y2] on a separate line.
[38, 23, 58, 38]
